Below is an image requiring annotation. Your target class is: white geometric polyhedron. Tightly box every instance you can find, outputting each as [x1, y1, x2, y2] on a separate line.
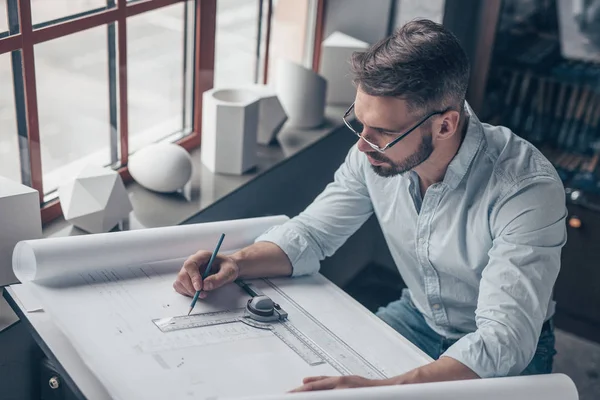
[244, 84, 288, 145]
[319, 31, 370, 105]
[58, 165, 133, 234]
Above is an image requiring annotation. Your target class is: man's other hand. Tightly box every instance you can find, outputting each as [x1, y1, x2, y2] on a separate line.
[289, 375, 384, 392]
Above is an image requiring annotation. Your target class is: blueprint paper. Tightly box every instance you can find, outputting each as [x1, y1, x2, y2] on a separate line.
[28, 269, 429, 399]
[266, 276, 432, 376]
[9, 215, 432, 399]
[13, 215, 288, 282]
[235, 373, 578, 400]
[9, 284, 43, 312]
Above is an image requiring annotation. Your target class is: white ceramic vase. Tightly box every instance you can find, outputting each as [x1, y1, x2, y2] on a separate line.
[275, 59, 327, 129]
[201, 88, 260, 175]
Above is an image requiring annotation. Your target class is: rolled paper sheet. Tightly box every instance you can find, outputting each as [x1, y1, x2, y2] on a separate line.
[12, 215, 289, 282]
[234, 373, 578, 400]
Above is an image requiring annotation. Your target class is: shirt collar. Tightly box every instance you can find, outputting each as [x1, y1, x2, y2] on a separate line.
[442, 101, 485, 190]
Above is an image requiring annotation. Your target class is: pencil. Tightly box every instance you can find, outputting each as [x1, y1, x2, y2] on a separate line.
[187, 233, 225, 315]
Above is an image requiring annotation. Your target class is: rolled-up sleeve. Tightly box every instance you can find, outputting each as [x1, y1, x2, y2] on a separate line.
[442, 176, 567, 378]
[255, 145, 374, 276]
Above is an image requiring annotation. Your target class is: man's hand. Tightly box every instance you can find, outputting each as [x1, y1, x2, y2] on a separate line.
[289, 357, 479, 393]
[173, 250, 239, 298]
[289, 375, 384, 392]
[173, 242, 292, 298]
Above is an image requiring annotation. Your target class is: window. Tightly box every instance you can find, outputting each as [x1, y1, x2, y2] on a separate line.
[266, 0, 323, 82]
[214, 0, 261, 87]
[213, 0, 324, 87]
[0, 1, 7, 34]
[127, 2, 192, 153]
[35, 25, 111, 193]
[31, 1, 111, 26]
[0, 0, 215, 223]
[0, 0, 326, 225]
[0, 52, 21, 183]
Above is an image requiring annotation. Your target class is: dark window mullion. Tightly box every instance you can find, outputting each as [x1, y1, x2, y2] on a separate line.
[7, 0, 31, 186]
[254, 0, 264, 84]
[182, 0, 189, 134]
[182, 0, 196, 135]
[190, 0, 198, 134]
[107, 0, 118, 166]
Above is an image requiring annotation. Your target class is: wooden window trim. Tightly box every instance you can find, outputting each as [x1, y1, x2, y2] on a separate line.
[311, 0, 326, 72]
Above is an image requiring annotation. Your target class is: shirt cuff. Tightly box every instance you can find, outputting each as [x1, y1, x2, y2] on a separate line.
[441, 333, 497, 379]
[254, 224, 320, 277]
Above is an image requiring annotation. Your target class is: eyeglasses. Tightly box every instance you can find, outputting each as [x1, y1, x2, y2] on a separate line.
[342, 102, 446, 153]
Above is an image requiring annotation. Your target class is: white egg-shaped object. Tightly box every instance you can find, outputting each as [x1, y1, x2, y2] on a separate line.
[128, 143, 193, 193]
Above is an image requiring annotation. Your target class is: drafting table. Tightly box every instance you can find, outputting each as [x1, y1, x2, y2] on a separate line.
[4, 274, 433, 400]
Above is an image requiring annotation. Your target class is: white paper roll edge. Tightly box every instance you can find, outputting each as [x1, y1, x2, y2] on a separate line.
[233, 373, 579, 400]
[12, 215, 290, 283]
[12, 241, 37, 282]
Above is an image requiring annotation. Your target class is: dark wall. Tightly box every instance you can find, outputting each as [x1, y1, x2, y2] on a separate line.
[442, 0, 484, 64]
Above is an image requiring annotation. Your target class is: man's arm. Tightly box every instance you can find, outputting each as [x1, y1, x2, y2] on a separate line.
[292, 175, 567, 391]
[174, 145, 374, 295]
[289, 357, 477, 392]
[231, 241, 293, 279]
[251, 144, 374, 277]
[440, 176, 567, 378]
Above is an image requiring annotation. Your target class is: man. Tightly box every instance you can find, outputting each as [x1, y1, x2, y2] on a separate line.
[174, 19, 567, 391]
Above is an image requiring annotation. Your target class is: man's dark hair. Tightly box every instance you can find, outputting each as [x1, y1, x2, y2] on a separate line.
[350, 19, 470, 114]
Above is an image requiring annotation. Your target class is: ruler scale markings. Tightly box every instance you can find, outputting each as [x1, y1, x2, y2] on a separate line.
[151, 280, 386, 378]
[271, 322, 325, 366]
[263, 279, 385, 378]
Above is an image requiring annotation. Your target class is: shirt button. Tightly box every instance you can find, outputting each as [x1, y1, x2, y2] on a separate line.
[432, 303, 441, 310]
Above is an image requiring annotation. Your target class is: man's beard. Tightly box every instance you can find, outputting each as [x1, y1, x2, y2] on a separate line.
[369, 133, 433, 178]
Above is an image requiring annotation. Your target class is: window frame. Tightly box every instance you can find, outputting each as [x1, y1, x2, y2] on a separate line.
[0, 0, 326, 226]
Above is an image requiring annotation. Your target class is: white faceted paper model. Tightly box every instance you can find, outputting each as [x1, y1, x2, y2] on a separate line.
[201, 88, 260, 175]
[244, 84, 288, 145]
[58, 165, 132, 234]
[275, 59, 327, 129]
[0, 177, 42, 286]
[129, 143, 193, 193]
[320, 31, 369, 105]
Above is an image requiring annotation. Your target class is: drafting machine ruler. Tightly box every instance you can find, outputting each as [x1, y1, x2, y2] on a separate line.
[152, 280, 385, 379]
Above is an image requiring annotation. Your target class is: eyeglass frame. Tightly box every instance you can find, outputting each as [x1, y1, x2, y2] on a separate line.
[342, 102, 448, 153]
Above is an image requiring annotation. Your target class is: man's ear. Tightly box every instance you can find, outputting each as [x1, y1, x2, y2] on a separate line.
[435, 110, 461, 140]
